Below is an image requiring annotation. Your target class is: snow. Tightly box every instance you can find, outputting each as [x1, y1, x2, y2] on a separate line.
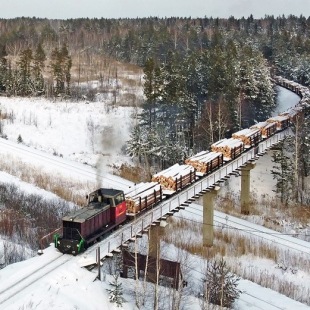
[153, 163, 194, 179]
[0, 86, 309, 309]
[232, 128, 260, 137]
[212, 138, 244, 148]
[187, 151, 222, 163]
[0, 97, 135, 170]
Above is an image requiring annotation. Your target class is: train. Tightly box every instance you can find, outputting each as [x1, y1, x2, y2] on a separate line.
[54, 77, 308, 255]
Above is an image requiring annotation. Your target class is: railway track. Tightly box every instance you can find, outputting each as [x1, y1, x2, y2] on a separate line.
[0, 138, 133, 191]
[186, 203, 310, 255]
[240, 292, 286, 310]
[0, 253, 72, 307]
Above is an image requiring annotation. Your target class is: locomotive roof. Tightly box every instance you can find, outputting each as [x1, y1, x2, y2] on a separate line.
[94, 188, 123, 197]
[62, 202, 110, 223]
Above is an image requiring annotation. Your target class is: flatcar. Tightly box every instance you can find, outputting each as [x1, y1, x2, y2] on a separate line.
[54, 188, 126, 255]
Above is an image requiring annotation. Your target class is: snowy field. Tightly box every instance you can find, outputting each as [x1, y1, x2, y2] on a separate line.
[0, 96, 136, 170]
[0, 85, 309, 309]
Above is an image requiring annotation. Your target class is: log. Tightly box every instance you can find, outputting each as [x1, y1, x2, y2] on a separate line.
[232, 128, 261, 147]
[211, 138, 244, 161]
[250, 122, 277, 138]
[280, 106, 303, 122]
[267, 115, 290, 130]
[185, 151, 223, 174]
[125, 182, 162, 214]
[152, 163, 195, 192]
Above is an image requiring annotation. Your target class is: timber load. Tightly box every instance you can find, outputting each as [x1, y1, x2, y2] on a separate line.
[152, 163, 195, 192]
[267, 115, 290, 130]
[250, 121, 277, 138]
[125, 182, 162, 214]
[232, 128, 262, 147]
[280, 106, 303, 122]
[211, 138, 244, 161]
[185, 151, 223, 175]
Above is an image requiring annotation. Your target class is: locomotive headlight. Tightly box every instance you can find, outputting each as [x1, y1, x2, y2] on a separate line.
[57, 241, 60, 244]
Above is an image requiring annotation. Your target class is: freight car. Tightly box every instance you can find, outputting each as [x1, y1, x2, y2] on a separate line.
[54, 188, 127, 255]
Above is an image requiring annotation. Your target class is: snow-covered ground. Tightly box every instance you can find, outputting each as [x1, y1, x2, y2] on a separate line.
[0, 204, 309, 310]
[0, 97, 136, 170]
[0, 85, 309, 309]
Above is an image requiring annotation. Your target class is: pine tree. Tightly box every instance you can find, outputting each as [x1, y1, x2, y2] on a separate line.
[201, 258, 241, 308]
[0, 44, 8, 93]
[290, 107, 310, 203]
[50, 43, 72, 96]
[51, 46, 64, 95]
[106, 274, 125, 307]
[17, 48, 34, 96]
[32, 43, 46, 95]
[61, 43, 72, 95]
[143, 57, 160, 127]
[17, 134, 23, 144]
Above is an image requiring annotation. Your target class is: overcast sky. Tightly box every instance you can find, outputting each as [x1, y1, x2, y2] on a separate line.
[0, 0, 309, 20]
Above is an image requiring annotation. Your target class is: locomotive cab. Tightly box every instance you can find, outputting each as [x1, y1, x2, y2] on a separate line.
[54, 188, 127, 255]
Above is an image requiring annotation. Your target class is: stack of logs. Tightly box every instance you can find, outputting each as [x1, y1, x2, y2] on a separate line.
[152, 163, 195, 192]
[125, 182, 162, 214]
[211, 138, 244, 160]
[250, 121, 277, 138]
[232, 128, 262, 147]
[280, 106, 303, 122]
[185, 151, 223, 175]
[267, 115, 290, 130]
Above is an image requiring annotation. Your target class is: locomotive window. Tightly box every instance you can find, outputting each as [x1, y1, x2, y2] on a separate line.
[89, 192, 99, 203]
[114, 193, 125, 205]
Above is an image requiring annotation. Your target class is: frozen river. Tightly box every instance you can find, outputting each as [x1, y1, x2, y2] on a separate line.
[274, 85, 301, 115]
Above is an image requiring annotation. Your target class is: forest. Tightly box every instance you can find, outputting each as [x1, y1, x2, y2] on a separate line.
[0, 15, 309, 204]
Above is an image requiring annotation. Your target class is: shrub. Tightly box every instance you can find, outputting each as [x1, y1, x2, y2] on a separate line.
[17, 134, 23, 144]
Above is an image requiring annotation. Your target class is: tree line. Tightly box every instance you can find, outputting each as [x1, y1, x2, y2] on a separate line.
[0, 42, 71, 97]
[1, 15, 310, 97]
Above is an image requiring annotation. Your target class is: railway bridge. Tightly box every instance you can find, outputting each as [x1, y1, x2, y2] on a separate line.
[81, 127, 292, 266]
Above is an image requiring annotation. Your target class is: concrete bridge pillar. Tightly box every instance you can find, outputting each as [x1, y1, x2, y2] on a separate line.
[203, 187, 220, 248]
[148, 224, 164, 259]
[240, 162, 256, 215]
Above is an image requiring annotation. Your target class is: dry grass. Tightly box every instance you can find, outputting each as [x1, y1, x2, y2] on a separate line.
[0, 111, 8, 120]
[162, 216, 310, 306]
[215, 193, 310, 242]
[0, 156, 94, 206]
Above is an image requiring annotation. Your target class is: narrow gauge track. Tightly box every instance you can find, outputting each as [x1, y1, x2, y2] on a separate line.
[0, 254, 71, 306]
